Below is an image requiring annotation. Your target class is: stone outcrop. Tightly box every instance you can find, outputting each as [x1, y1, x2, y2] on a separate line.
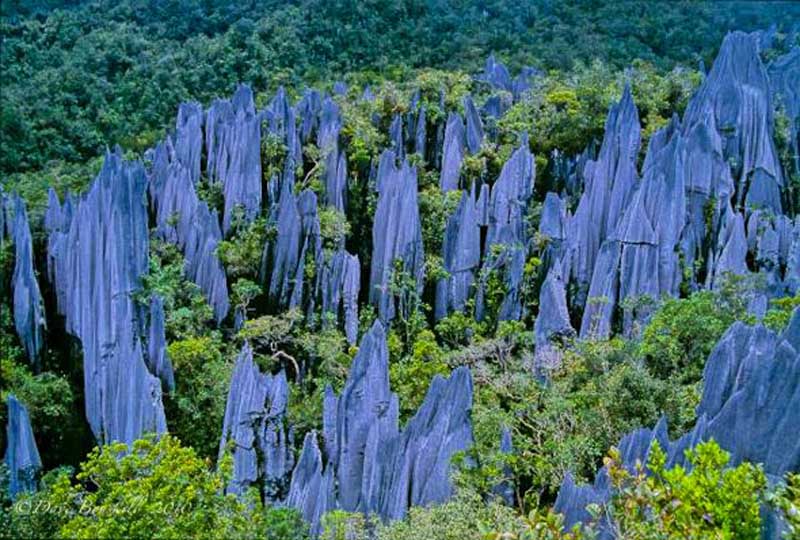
[206, 84, 263, 234]
[149, 103, 230, 323]
[4, 395, 42, 499]
[477, 138, 535, 322]
[436, 187, 481, 319]
[46, 149, 167, 446]
[286, 321, 474, 531]
[218, 343, 293, 501]
[555, 309, 800, 537]
[10, 195, 46, 367]
[369, 151, 425, 323]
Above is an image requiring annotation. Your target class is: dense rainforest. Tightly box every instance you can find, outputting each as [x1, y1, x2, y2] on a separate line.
[1, 1, 800, 539]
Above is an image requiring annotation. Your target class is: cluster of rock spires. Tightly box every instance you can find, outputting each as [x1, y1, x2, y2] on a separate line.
[218, 321, 473, 534]
[46, 150, 170, 446]
[554, 307, 800, 539]
[2, 27, 799, 537]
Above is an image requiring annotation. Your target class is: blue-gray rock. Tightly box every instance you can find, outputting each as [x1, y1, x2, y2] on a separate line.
[535, 266, 575, 367]
[369, 151, 425, 323]
[297, 89, 322, 143]
[415, 106, 427, 158]
[317, 249, 361, 344]
[46, 149, 166, 446]
[4, 395, 42, 499]
[440, 113, 465, 192]
[286, 321, 474, 530]
[569, 85, 640, 310]
[147, 295, 175, 392]
[491, 426, 515, 505]
[318, 97, 347, 210]
[10, 195, 46, 367]
[478, 138, 535, 321]
[682, 31, 783, 212]
[149, 138, 230, 323]
[555, 310, 800, 537]
[218, 342, 293, 501]
[389, 114, 404, 159]
[263, 175, 321, 311]
[464, 95, 484, 155]
[206, 84, 263, 234]
[436, 187, 481, 320]
[769, 47, 800, 175]
[286, 433, 336, 536]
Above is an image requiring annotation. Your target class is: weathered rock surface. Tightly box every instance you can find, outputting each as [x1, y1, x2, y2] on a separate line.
[10, 195, 46, 367]
[369, 151, 425, 322]
[262, 175, 321, 311]
[47, 149, 167, 446]
[219, 343, 293, 500]
[286, 321, 474, 530]
[4, 395, 42, 499]
[317, 249, 360, 344]
[478, 138, 535, 322]
[683, 31, 783, 212]
[206, 84, 263, 234]
[555, 310, 800, 537]
[149, 104, 230, 323]
[436, 187, 481, 319]
[440, 113, 465, 192]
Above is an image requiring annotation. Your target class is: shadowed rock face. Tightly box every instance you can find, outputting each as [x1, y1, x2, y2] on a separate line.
[149, 103, 230, 323]
[440, 113, 465, 192]
[206, 84, 263, 235]
[570, 84, 640, 319]
[218, 343, 293, 501]
[436, 187, 481, 320]
[770, 47, 800, 176]
[286, 321, 474, 531]
[4, 395, 42, 500]
[9, 195, 45, 367]
[369, 151, 425, 323]
[46, 149, 167, 446]
[317, 249, 360, 345]
[477, 138, 535, 322]
[555, 309, 800, 538]
[684, 32, 783, 212]
[262, 175, 321, 312]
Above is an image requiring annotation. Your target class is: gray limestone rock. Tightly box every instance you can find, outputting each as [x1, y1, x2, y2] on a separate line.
[555, 310, 800, 537]
[478, 139, 535, 321]
[436, 187, 481, 320]
[317, 249, 361, 344]
[147, 295, 175, 392]
[4, 395, 42, 499]
[440, 113, 465, 192]
[47, 149, 166, 446]
[683, 31, 783, 212]
[569, 85, 640, 310]
[10, 195, 46, 367]
[218, 343, 293, 501]
[369, 151, 425, 323]
[206, 84, 263, 234]
[286, 321, 474, 530]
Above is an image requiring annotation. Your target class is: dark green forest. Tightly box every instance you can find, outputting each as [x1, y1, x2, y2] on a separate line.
[2, 1, 800, 539]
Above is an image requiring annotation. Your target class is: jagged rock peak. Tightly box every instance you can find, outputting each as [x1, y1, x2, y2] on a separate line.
[4, 395, 42, 500]
[287, 321, 474, 530]
[46, 149, 166, 446]
[555, 310, 800, 536]
[370, 151, 425, 322]
[206, 84, 263, 234]
[10, 194, 46, 367]
[218, 342, 293, 500]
